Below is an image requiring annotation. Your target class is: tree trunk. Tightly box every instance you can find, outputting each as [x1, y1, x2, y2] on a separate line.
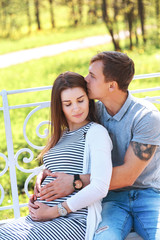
[34, 0, 41, 30]
[137, 0, 146, 44]
[126, 0, 134, 50]
[0, 0, 7, 35]
[102, 0, 121, 51]
[87, 0, 98, 24]
[155, 0, 160, 44]
[49, 0, 55, 28]
[93, 0, 98, 20]
[78, 0, 83, 23]
[26, 0, 31, 34]
[70, 0, 78, 26]
[108, 27, 121, 51]
[135, 24, 139, 46]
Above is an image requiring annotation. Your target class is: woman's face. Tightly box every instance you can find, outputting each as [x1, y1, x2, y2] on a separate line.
[61, 87, 89, 131]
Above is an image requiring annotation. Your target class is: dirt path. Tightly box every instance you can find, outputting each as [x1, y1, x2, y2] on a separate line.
[0, 31, 130, 69]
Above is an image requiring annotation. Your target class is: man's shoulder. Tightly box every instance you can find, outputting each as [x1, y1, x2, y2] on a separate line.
[130, 96, 160, 122]
[130, 96, 160, 144]
[131, 96, 158, 111]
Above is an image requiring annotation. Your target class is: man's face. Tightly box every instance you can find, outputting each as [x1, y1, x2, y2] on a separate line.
[85, 60, 109, 100]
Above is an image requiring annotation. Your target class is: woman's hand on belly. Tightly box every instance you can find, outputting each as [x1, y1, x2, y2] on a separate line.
[28, 194, 39, 209]
[29, 201, 59, 221]
[34, 169, 52, 199]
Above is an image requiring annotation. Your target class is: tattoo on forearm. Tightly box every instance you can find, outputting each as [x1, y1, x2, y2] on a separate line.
[131, 141, 156, 161]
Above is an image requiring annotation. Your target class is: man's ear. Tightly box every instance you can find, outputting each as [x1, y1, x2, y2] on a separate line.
[108, 81, 117, 92]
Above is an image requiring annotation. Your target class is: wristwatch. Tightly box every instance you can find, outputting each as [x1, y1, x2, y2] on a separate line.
[73, 174, 83, 190]
[57, 203, 68, 216]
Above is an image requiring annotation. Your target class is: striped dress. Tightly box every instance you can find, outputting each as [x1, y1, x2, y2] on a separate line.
[0, 122, 93, 240]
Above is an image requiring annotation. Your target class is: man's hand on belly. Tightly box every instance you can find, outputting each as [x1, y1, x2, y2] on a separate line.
[37, 172, 74, 201]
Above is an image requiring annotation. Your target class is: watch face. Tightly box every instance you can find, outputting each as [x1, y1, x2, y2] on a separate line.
[75, 180, 83, 189]
[60, 208, 67, 216]
[58, 204, 68, 216]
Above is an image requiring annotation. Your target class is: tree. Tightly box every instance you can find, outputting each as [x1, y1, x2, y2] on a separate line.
[155, 0, 160, 45]
[68, 0, 84, 26]
[25, 0, 32, 34]
[102, 0, 121, 51]
[34, 0, 41, 30]
[68, 0, 78, 26]
[0, 0, 7, 35]
[138, 0, 146, 43]
[87, 0, 100, 24]
[124, 0, 135, 50]
[78, 0, 83, 24]
[48, 0, 55, 28]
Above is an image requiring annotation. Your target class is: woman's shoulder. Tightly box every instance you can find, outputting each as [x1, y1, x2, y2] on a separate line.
[88, 122, 109, 135]
[87, 122, 112, 148]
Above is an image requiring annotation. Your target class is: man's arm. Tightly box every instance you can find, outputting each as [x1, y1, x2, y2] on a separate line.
[109, 141, 157, 190]
[35, 141, 157, 200]
[36, 172, 90, 201]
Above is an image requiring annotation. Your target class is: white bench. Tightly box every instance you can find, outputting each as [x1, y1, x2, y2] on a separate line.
[0, 73, 160, 239]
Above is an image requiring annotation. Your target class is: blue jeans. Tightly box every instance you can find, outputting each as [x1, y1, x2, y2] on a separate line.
[94, 189, 160, 240]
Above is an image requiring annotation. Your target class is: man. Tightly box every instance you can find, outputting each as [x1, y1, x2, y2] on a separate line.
[30, 51, 160, 239]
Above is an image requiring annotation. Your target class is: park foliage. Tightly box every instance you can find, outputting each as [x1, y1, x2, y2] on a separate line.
[0, 0, 160, 52]
[0, 0, 160, 220]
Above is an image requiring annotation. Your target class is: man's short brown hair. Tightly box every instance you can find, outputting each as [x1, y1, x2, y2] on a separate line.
[90, 51, 135, 92]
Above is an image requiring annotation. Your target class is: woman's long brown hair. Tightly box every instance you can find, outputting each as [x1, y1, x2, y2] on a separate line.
[39, 71, 97, 159]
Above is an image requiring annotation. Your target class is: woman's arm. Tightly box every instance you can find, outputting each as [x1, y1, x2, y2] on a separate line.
[29, 124, 112, 221]
[67, 124, 112, 212]
[36, 172, 91, 201]
[29, 198, 72, 221]
[33, 169, 52, 198]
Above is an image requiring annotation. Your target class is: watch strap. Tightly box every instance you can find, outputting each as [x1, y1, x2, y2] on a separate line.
[73, 174, 83, 190]
[57, 203, 68, 216]
[74, 174, 80, 181]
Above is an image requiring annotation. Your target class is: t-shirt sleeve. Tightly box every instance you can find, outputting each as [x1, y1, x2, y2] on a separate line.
[67, 124, 113, 212]
[132, 110, 160, 146]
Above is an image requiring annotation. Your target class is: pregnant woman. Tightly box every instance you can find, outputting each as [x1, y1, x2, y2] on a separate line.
[0, 71, 112, 240]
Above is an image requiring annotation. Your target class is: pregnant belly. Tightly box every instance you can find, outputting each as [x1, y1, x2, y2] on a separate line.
[37, 176, 88, 220]
[37, 176, 71, 207]
[41, 176, 56, 188]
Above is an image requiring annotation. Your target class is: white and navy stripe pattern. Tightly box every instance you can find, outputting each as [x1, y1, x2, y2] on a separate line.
[0, 122, 93, 240]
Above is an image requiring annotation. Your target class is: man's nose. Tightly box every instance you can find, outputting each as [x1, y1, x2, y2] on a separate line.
[85, 75, 89, 83]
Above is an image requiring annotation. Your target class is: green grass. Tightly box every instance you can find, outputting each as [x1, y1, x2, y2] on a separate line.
[1, 0, 160, 56]
[0, 43, 160, 220]
[0, 23, 107, 55]
[0, 42, 160, 92]
[0, 2, 109, 55]
[0, 1, 160, 220]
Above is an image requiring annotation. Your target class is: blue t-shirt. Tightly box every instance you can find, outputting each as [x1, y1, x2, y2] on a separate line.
[96, 91, 160, 190]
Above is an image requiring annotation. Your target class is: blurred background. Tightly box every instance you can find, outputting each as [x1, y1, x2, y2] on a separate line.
[0, 0, 160, 90]
[0, 0, 160, 220]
